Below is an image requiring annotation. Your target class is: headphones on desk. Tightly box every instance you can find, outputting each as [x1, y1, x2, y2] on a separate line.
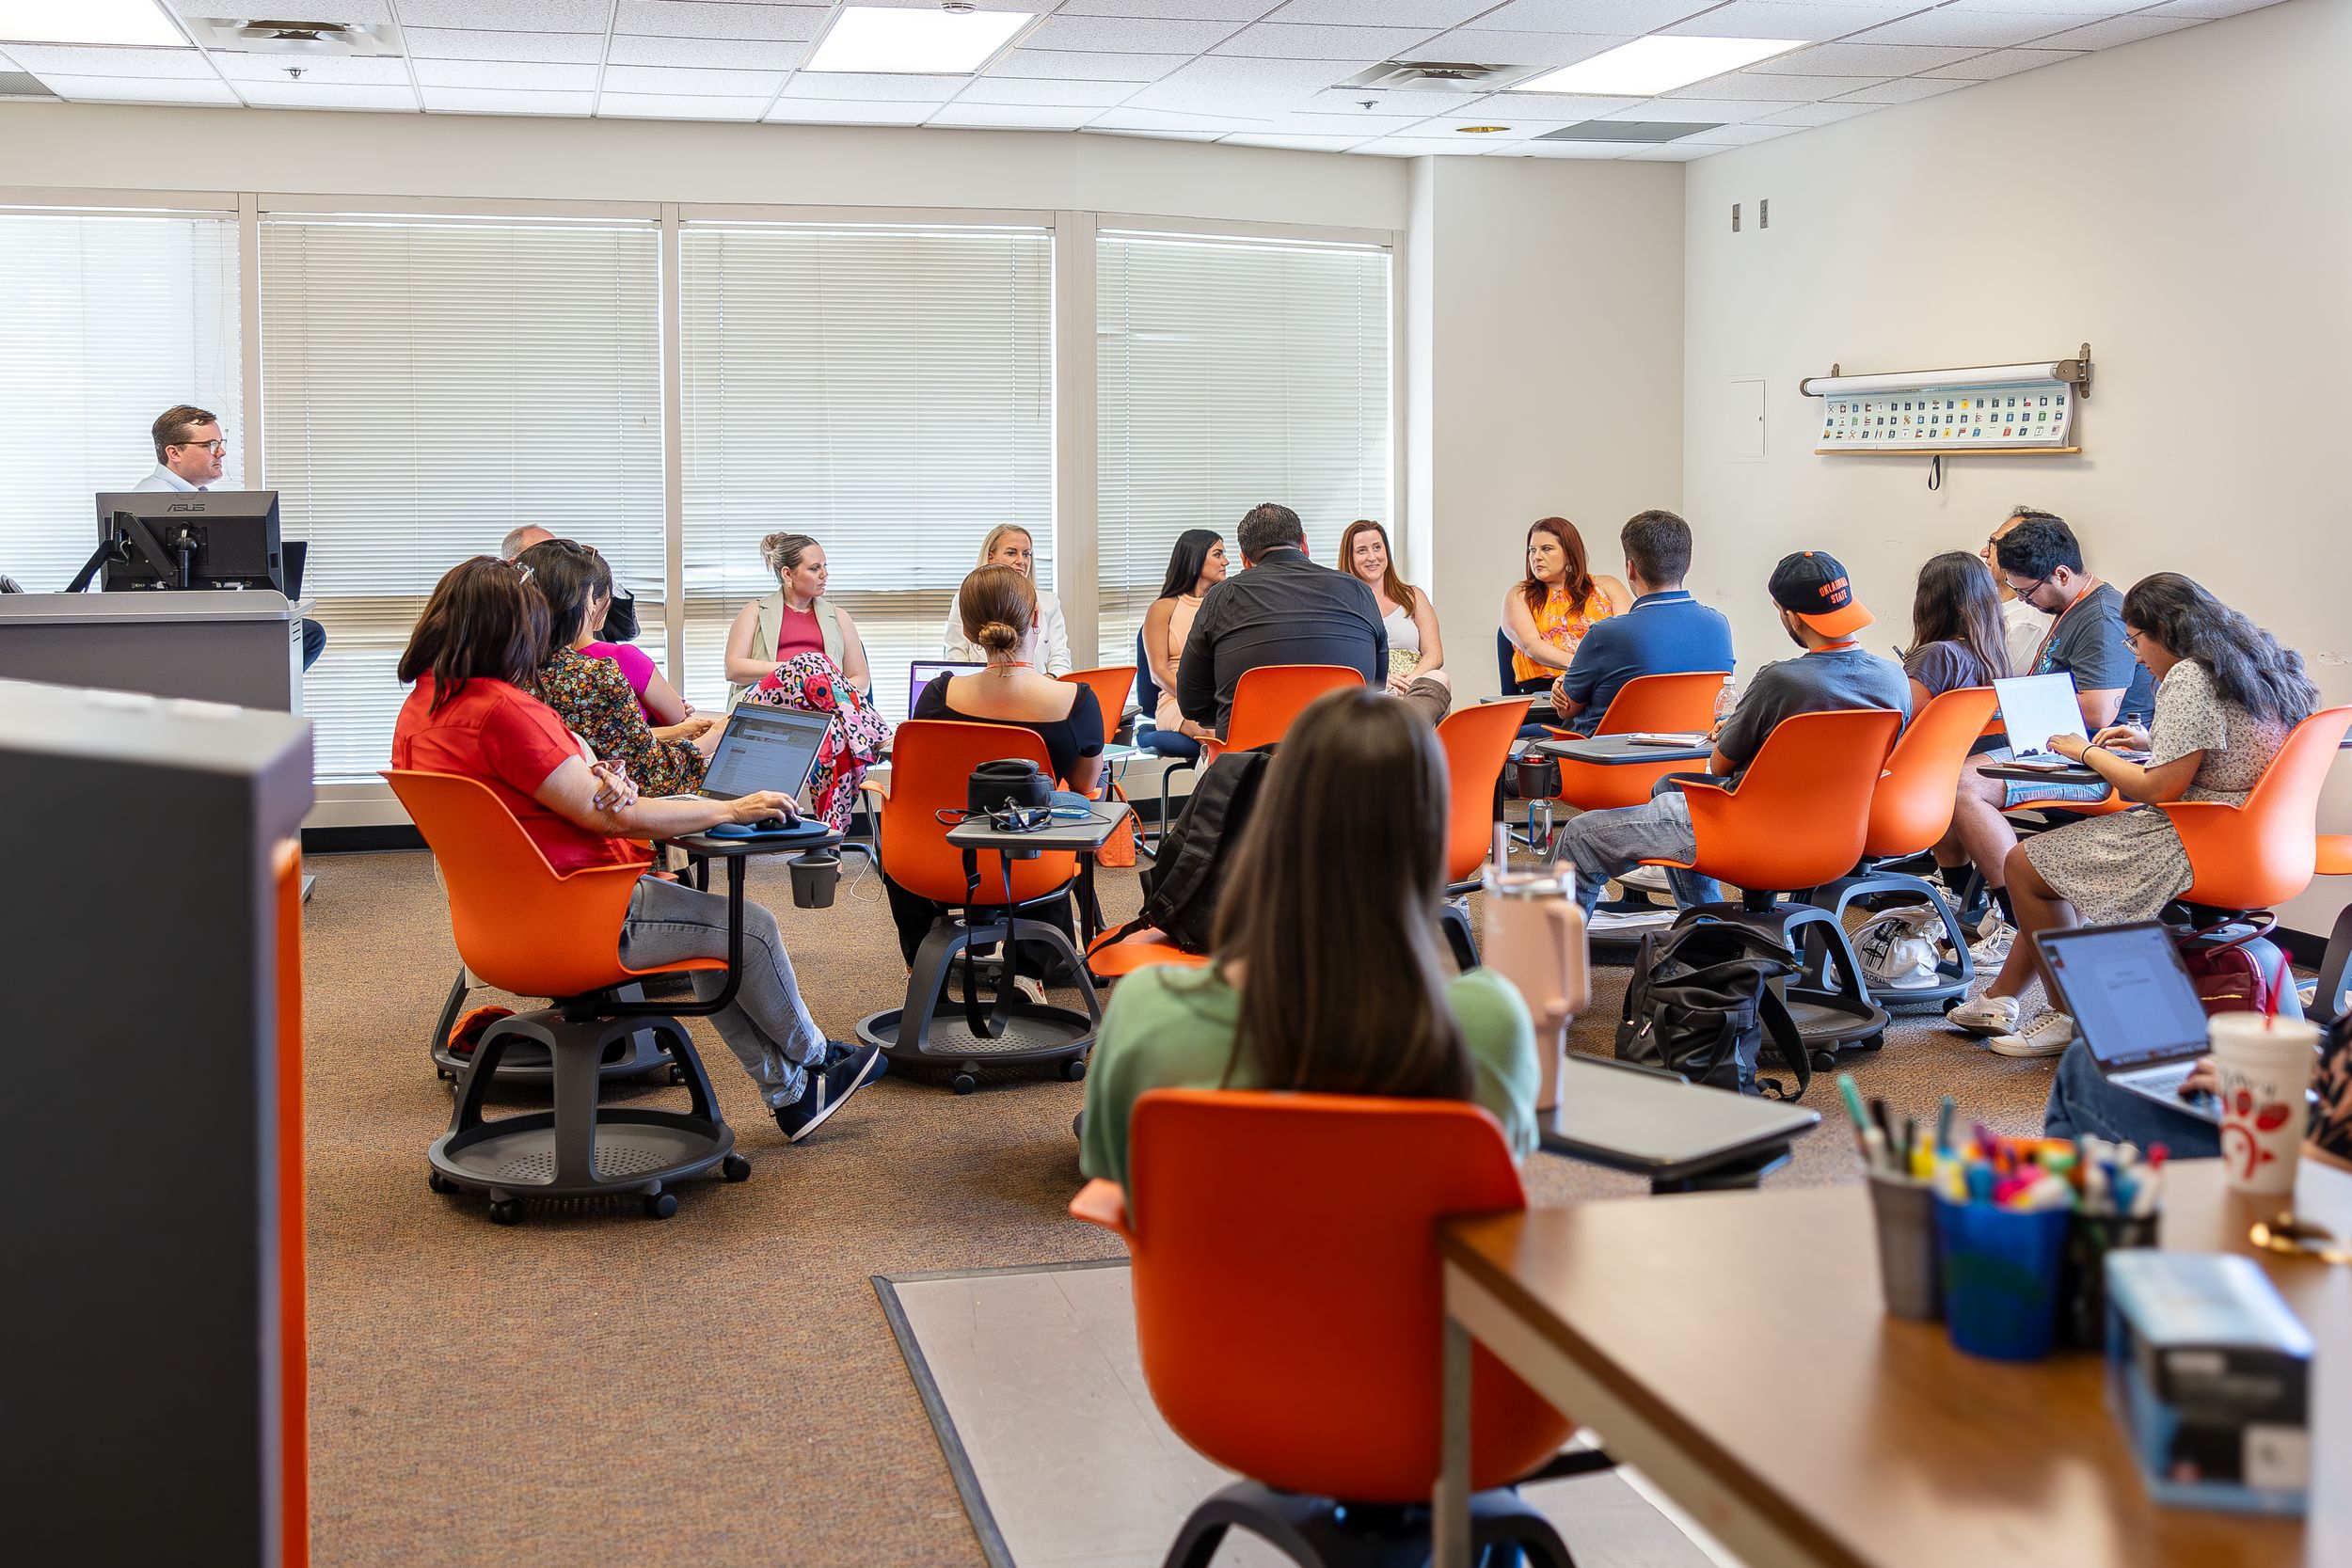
[930, 758, 1057, 833]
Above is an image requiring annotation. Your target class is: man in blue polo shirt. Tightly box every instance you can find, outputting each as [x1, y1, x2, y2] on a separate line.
[1550, 509, 1735, 734]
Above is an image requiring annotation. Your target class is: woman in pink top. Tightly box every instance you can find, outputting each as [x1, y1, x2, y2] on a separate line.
[1138, 528, 1228, 760]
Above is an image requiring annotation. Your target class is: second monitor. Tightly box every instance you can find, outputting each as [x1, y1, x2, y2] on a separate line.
[88, 490, 284, 594]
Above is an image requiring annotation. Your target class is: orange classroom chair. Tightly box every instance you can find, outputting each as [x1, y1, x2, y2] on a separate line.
[1070, 1089, 1593, 1567]
[1083, 924, 1209, 979]
[1436, 698, 1532, 969]
[2311, 833, 2352, 1024]
[1061, 664, 1139, 869]
[386, 770, 748, 1226]
[1545, 670, 1729, 813]
[854, 721, 1099, 1093]
[1648, 707, 1903, 1067]
[1804, 687, 2000, 1011]
[1206, 662, 1364, 761]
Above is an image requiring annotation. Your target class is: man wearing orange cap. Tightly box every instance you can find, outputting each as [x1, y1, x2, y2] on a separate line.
[1555, 549, 1911, 923]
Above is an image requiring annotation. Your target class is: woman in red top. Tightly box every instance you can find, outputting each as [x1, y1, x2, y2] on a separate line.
[391, 557, 883, 1142]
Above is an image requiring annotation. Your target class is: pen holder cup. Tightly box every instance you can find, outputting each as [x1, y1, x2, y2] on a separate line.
[1934, 1200, 2070, 1361]
[2057, 1210, 2160, 1350]
[788, 849, 840, 911]
[1868, 1175, 1942, 1322]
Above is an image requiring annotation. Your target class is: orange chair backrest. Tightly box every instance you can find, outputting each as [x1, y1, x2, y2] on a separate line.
[1681, 707, 1902, 892]
[1224, 663, 1363, 752]
[1865, 687, 2000, 858]
[1437, 699, 1531, 883]
[1062, 666, 1136, 768]
[1590, 670, 1729, 736]
[384, 769, 645, 999]
[2166, 705, 2352, 911]
[1122, 1089, 1571, 1503]
[880, 720, 1077, 907]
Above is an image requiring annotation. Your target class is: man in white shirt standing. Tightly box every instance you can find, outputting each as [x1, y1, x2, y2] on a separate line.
[135, 404, 325, 670]
[1983, 505, 2057, 677]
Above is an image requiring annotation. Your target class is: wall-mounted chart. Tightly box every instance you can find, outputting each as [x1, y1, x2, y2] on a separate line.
[1800, 347, 2090, 457]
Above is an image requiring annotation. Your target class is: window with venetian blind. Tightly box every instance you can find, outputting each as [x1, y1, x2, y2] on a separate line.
[0, 210, 242, 590]
[1094, 232, 1392, 669]
[676, 223, 1054, 721]
[259, 215, 663, 781]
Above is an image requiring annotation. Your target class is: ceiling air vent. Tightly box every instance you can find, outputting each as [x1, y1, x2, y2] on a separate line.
[1341, 60, 1525, 92]
[1538, 120, 1724, 144]
[0, 71, 60, 100]
[181, 17, 405, 56]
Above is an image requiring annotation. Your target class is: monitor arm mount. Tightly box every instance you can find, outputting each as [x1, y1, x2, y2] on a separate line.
[67, 511, 193, 594]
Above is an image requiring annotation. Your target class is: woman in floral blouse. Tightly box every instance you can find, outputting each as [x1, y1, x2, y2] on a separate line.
[518, 538, 716, 797]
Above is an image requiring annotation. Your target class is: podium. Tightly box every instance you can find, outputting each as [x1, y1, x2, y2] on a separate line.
[0, 677, 314, 1565]
[0, 589, 310, 712]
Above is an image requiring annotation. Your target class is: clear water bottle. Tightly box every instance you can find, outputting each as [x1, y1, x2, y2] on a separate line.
[1713, 676, 1739, 725]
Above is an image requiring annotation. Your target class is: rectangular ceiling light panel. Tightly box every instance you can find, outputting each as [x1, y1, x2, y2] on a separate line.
[1511, 36, 1804, 96]
[0, 0, 185, 47]
[804, 6, 1034, 75]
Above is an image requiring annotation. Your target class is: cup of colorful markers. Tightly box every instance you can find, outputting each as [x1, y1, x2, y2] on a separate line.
[1838, 1076, 2167, 1361]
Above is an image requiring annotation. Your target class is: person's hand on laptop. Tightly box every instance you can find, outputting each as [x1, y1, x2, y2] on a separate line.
[2091, 722, 2152, 754]
[723, 791, 801, 828]
[2179, 1055, 2219, 1101]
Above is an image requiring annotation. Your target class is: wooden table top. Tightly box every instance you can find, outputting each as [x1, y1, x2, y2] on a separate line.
[1443, 1160, 2351, 1568]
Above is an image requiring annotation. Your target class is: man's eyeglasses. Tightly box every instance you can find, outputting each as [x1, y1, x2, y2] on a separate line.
[2122, 628, 2144, 652]
[2003, 574, 2049, 600]
[172, 439, 228, 455]
[497, 557, 535, 585]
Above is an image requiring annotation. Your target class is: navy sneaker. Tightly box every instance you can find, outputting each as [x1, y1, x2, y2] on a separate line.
[820, 1037, 886, 1080]
[775, 1042, 885, 1142]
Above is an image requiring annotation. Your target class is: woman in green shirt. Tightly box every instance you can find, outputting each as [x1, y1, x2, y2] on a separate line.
[1079, 687, 1541, 1196]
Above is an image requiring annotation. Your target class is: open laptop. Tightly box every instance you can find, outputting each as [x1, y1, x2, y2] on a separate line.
[1993, 671, 2087, 760]
[910, 659, 982, 712]
[2036, 922, 2221, 1123]
[695, 705, 833, 828]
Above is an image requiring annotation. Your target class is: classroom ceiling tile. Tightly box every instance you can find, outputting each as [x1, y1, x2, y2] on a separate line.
[1351, 135, 1494, 156]
[1666, 71, 1858, 100]
[1619, 140, 1720, 159]
[1393, 116, 1552, 140]
[394, 0, 612, 30]
[1209, 24, 1442, 60]
[1661, 2, 1932, 40]
[422, 87, 596, 115]
[413, 59, 602, 91]
[1851, 9, 2106, 47]
[604, 64, 788, 97]
[1443, 90, 1648, 120]
[33, 74, 239, 104]
[1216, 132, 1373, 150]
[1832, 74, 1969, 102]
[763, 98, 932, 123]
[237, 82, 422, 110]
[1919, 47, 2085, 79]
[2029, 15, 2199, 49]
[599, 92, 770, 119]
[1674, 119, 1806, 144]
[1755, 98, 1881, 125]
[613, 2, 831, 42]
[2145, 0, 2288, 14]
[1273, 0, 1495, 24]
[956, 74, 1143, 105]
[1510, 139, 1637, 157]
[1057, 0, 1280, 17]
[403, 28, 607, 64]
[1469, 0, 1729, 30]
[1599, 96, 1789, 122]
[1748, 42, 1981, 75]
[928, 102, 1101, 128]
[605, 35, 809, 71]
[778, 71, 963, 101]
[986, 48, 1194, 80]
[162, 0, 393, 15]
[1089, 104, 1264, 133]
[208, 53, 409, 84]
[1122, 55, 1355, 111]
[1412, 28, 1634, 68]
[1019, 15, 1245, 54]
[1087, 125, 1226, 139]
[1, 43, 215, 78]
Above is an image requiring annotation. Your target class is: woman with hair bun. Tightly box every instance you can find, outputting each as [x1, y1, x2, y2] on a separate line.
[723, 531, 872, 705]
[884, 564, 1106, 965]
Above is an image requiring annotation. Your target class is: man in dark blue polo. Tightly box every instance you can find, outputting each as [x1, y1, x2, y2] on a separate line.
[1550, 509, 1734, 734]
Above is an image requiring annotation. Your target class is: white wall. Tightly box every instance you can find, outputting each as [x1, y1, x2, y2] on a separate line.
[1412, 155, 1686, 703]
[1680, 0, 2352, 937]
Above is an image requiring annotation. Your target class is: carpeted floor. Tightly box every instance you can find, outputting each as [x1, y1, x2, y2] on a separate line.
[298, 843, 2059, 1566]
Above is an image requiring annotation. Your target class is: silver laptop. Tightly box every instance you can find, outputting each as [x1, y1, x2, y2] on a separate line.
[910, 659, 982, 711]
[696, 704, 831, 802]
[2036, 922, 2220, 1124]
[1993, 671, 2087, 759]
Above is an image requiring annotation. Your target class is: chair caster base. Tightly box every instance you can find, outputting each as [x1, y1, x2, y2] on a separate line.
[644, 1190, 677, 1220]
[721, 1153, 752, 1182]
[487, 1198, 523, 1227]
[1063, 1056, 1089, 1082]
[1157, 1478, 1573, 1568]
[953, 1071, 978, 1096]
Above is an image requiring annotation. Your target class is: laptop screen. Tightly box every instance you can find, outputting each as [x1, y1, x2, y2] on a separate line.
[2038, 923, 2210, 1070]
[700, 705, 831, 800]
[910, 660, 981, 711]
[1992, 672, 2087, 758]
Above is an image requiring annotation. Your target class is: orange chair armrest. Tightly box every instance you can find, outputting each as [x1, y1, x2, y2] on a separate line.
[1068, 1178, 1133, 1242]
[2154, 799, 2234, 837]
[860, 779, 890, 800]
[1670, 775, 1731, 798]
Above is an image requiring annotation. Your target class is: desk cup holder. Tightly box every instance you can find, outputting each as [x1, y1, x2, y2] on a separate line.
[789, 848, 840, 910]
[1513, 753, 1560, 800]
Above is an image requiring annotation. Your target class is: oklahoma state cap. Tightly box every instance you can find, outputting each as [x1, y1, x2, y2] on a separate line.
[1768, 550, 1873, 637]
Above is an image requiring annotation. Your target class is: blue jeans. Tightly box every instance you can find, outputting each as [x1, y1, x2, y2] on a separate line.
[2041, 1039, 2220, 1157]
[618, 878, 826, 1109]
[1134, 726, 1200, 762]
[1555, 784, 1726, 914]
[1982, 745, 2113, 810]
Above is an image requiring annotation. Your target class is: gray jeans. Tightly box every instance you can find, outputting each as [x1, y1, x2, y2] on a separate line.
[618, 878, 825, 1109]
[1397, 675, 1453, 726]
[1555, 787, 1726, 914]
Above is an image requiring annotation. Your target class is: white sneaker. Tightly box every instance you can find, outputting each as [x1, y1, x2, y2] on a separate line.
[1968, 922, 2017, 967]
[1947, 992, 2021, 1037]
[1989, 1010, 2076, 1058]
[1588, 906, 1678, 935]
[1616, 864, 1675, 895]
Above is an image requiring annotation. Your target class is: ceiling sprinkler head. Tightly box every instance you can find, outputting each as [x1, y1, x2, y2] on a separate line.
[1359, 99, 1377, 109]
[286, 65, 305, 79]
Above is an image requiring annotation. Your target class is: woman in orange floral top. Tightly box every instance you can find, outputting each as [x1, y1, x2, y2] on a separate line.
[1501, 515, 1631, 698]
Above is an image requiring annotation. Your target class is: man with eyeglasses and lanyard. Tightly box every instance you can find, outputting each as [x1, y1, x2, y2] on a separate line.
[1936, 514, 2153, 965]
[134, 404, 326, 671]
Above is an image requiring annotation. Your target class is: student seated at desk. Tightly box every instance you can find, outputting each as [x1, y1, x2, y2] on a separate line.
[1549, 509, 1733, 736]
[883, 565, 1103, 967]
[1078, 687, 1538, 1196]
[1554, 550, 1909, 924]
[1948, 574, 2316, 1055]
[1136, 528, 1227, 760]
[1501, 515, 1629, 709]
[392, 556, 883, 1142]
[2045, 1009, 2352, 1167]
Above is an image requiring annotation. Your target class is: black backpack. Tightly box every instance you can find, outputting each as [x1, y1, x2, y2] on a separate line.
[1615, 921, 1811, 1101]
[1104, 748, 1272, 956]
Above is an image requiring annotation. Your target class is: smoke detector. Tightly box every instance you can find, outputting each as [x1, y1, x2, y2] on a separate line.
[181, 18, 405, 56]
[1340, 60, 1530, 92]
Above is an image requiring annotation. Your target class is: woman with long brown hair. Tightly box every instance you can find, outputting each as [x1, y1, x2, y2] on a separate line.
[1076, 687, 1539, 1194]
[1902, 548, 2011, 712]
[1341, 516, 1453, 721]
[1500, 515, 1630, 696]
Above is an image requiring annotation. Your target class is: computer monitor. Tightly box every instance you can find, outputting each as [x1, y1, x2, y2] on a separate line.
[87, 490, 284, 594]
